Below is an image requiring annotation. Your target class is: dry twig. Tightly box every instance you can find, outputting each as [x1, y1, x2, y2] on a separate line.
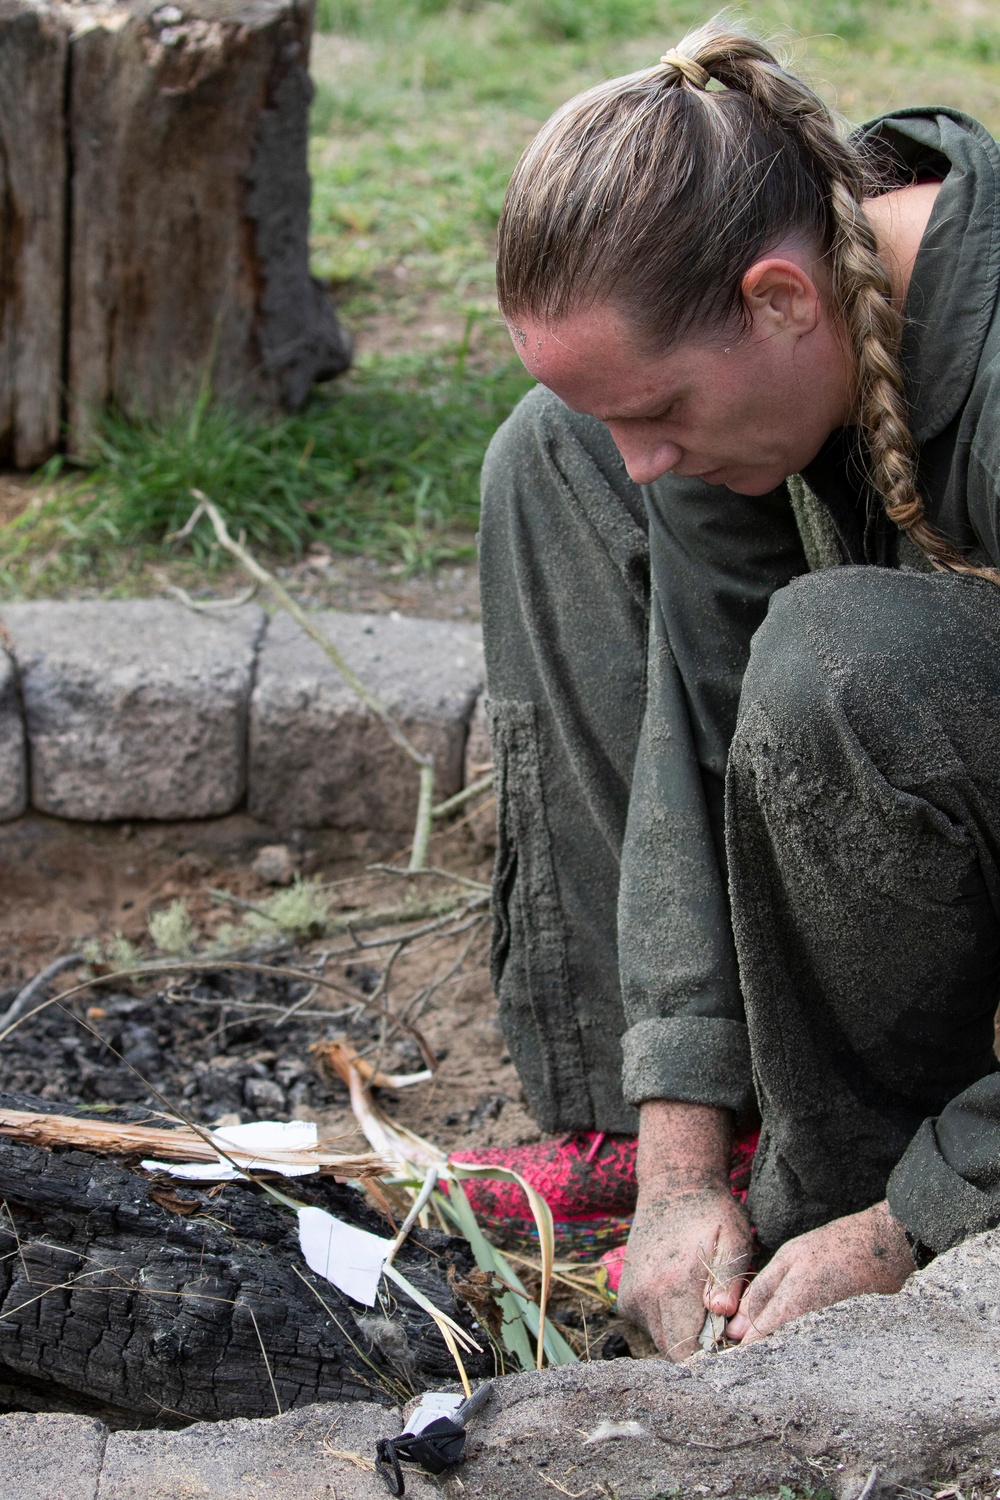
[175, 492, 436, 870]
[0, 1107, 387, 1178]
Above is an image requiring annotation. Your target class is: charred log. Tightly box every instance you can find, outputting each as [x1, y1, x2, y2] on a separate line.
[0, 1097, 488, 1427]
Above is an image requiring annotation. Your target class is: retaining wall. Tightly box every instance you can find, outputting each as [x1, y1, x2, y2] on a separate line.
[0, 600, 484, 831]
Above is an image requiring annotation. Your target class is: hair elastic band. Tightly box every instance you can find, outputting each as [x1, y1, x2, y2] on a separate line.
[659, 49, 712, 90]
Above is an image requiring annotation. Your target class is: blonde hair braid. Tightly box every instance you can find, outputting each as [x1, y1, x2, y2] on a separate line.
[687, 32, 1000, 583]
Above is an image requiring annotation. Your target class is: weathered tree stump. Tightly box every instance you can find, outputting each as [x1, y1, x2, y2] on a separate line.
[0, 0, 350, 468]
[0, 1095, 487, 1426]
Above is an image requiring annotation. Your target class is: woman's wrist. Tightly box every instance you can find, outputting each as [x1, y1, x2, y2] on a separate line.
[636, 1098, 734, 1196]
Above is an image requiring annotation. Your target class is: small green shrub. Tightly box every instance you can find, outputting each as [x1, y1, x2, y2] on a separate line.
[244, 878, 333, 941]
[149, 899, 196, 957]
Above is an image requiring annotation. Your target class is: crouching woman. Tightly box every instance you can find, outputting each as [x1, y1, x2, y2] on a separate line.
[467, 18, 1000, 1357]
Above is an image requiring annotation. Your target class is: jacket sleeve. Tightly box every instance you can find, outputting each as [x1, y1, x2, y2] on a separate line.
[618, 474, 808, 1111]
[888, 1076, 1000, 1253]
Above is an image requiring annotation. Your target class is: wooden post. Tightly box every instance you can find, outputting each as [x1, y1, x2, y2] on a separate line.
[0, 0, 350, 466]
[0, 1, 68, 468]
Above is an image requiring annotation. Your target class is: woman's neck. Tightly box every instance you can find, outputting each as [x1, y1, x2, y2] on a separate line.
[863, 180, 943, 305]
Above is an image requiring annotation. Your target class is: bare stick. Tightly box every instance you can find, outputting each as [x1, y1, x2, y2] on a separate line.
[431, 773, 494, 819]
[0, 1107, 386, 1178]
[178, 493, 436, 870]
[247, 1305, 283, 1416]
[369, 864, 490, 895]
[0, 954, 85, 1033]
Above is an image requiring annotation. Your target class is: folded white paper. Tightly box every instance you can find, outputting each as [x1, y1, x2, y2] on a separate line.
[141, 1119, 321, 1181]
[297, 1204, 393, 1307]
[404, 1391, 464, 1435]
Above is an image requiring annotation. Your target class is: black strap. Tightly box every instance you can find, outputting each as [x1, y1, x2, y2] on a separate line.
[375, 1418, 467, 1495]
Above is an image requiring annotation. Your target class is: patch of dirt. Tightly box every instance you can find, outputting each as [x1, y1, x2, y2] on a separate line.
[0, 809, 530, 1158]
[0, 474, 38, 527]
[0, 808, 632, 1367]
[269, 551, 480, 621]
[9, 548, 482, 620]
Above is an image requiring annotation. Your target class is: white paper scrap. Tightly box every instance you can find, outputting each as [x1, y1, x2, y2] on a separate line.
[404, 1392, 464, 1436]
[297, 1205, 393, 1308]
[214, 1120, 318, 1153]
[141, 1119, 322, 1181]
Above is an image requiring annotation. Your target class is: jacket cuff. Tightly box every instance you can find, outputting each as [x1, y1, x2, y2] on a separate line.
[887, 1117, 999, 1255]
[620, 1016, 754, 1113]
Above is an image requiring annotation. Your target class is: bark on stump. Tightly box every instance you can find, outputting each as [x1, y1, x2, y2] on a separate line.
[0, 1096, 486, 1425]
[0, 0, 350, 468]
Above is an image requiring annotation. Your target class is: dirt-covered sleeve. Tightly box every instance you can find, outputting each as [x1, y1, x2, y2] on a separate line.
[888, 1076, 1000, 1253]
[618, 474, 808, 1111]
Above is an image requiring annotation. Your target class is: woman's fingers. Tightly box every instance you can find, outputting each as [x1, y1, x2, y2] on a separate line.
[617, 1187, 752, 1359]
[704, 1231, 752, 1317]
[725, 1201, 914, 1346]
[725, 1256, 787, 1342]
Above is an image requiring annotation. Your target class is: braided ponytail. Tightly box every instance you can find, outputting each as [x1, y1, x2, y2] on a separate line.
[497, 18, 1000, 584]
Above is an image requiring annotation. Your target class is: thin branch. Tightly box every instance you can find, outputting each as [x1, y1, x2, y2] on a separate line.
[176, 492, 436, 869]
[398, 916, 487, 1027]
[369, 864, 490, 895]
[160, 990, 357, 1024]
[431, 773, 493, 819]
[0, 954, 85, 1033]
[163, 582, 257, 614]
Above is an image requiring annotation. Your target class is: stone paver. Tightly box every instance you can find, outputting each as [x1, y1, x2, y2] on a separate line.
[1, 1232, 999, 1499]
[0, 1411, 105, 1500]
[249, 610, 483, 831]
[96, 1399, 435, 1500]
[0, 649, 27, 821]
[1, 600, 265, 821]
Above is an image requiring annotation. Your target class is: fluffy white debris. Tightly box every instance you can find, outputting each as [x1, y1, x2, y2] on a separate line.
[583, 1420, 648, 1444]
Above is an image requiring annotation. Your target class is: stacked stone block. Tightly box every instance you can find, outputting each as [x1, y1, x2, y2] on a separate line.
[0, 600, 484, 830]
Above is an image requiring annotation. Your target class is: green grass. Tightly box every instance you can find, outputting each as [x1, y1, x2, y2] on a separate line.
[0, 336, 533, 594]
[4, 0, 1000, 595]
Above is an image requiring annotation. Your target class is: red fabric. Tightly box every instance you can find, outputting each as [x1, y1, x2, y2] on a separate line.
[448, 1126, 760, 1245]
[450, 1131, 638, 1221]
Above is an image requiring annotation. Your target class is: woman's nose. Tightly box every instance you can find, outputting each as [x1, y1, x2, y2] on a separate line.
[607, 428, 683, 485]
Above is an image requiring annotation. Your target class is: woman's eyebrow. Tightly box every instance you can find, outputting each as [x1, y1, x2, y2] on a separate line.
[594, 394, 680, 422]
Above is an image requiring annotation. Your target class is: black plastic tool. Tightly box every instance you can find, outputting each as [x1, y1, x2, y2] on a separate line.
[375, 1381, 493, 1496]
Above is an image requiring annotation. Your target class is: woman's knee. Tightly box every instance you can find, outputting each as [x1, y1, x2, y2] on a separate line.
[735, 565, 1000, 780]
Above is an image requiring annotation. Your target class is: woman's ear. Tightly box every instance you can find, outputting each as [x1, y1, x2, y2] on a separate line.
[741, 256, 823, 339]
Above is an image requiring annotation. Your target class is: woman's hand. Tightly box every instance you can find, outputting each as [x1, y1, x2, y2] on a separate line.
[617, 1183, 752, 1357]
[726, 1199, 913, 1345]
[615, 1099, 751, 1358]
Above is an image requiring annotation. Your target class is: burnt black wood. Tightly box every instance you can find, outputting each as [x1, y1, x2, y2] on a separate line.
[0, 1101, 485, 1426]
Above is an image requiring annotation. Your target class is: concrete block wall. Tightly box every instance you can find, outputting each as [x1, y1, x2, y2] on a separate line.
[0, 600, 485, 830]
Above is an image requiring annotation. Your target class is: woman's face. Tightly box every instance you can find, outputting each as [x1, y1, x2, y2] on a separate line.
[510, 280, 852, 495]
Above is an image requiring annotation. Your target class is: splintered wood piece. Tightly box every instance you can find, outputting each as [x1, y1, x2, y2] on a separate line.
[312, 1038, 433, 1091]
[0, 1107, 389, 1178]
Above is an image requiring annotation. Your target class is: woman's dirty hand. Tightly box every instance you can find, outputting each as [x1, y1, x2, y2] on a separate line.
[726, 1199, 913, 1345]
[616, 1098, 751, 1357]
[617, 1183, 752, 1357]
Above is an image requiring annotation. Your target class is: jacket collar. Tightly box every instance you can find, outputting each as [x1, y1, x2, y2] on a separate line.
[856, 108, 1000, 445]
